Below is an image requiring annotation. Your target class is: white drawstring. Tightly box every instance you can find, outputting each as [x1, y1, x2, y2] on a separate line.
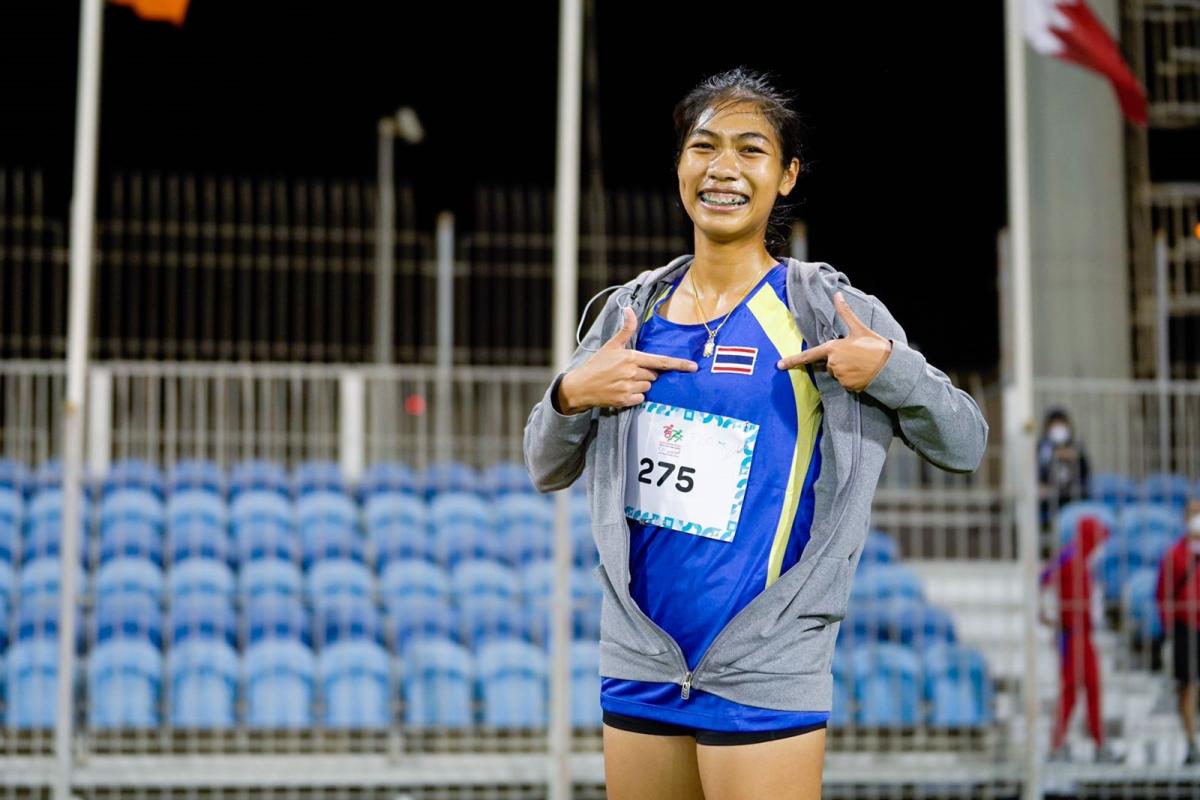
[575, 283, 634, 351]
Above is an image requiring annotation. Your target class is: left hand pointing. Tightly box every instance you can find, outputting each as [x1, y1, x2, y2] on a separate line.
[776, 291, 894, 393]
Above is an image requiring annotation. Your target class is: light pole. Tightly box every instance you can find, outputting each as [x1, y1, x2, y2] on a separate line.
[375, 106, 424, 364]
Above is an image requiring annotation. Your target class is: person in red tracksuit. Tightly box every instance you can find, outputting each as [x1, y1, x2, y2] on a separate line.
[1156, 498, 1200, 766]
[1040, 516, 1121, 763]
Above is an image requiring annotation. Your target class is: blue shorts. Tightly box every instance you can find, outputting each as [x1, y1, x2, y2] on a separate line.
[601, 710, 827, 746]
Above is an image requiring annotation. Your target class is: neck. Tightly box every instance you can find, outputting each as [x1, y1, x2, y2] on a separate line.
[689, 234, 777, 296]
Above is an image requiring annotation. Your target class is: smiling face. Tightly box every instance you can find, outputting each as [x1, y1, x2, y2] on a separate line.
[676, 99, 800, 246]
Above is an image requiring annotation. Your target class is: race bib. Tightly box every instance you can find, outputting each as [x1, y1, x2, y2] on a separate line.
[624, 400, 758, 542]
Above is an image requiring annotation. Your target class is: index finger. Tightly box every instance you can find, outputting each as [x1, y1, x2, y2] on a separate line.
[633, 351, 699, 372]
[776, 340, 835, 369]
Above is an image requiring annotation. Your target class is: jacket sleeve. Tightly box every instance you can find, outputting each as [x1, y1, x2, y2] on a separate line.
[522, 274, 644, 493]
[860, 295, 990, 474]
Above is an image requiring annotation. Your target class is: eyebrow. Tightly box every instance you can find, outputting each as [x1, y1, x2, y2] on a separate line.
[690, 128, 772, 145]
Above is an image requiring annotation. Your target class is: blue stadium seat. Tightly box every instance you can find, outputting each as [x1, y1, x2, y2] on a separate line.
[430, 492, 498, 567]
[480, 460, 536, 498]
[244, 638, 316, 728]
[30, 461, 95, 497]
[0, 558, 13, 610]
[518, 560, 595, 605]
[859, 529, 899, 569]
[168, 558, 235, 603]
[1142, 472, 1193, 513]
[379, 559, 452, 612]
[230, 489, 292, 534]
[317, 595, 383, 648]
[494, 494, 553, 566]
[87, 639, 162, 728]
[166, 459, 226, 498]
[246, 595, 311, 647]
[1119, 502, 1184, 542]
[318, 639, 392, 728]
[357, 462, 422, 502]
[401, 636, 474, 728]
[922, 642, 991, 727]
[292, 460, 347, 497]
[96, 557, 164, 603]
[1089, 473, 1139, 509]
[17, 595, 83, 650]
[1125, 567, 1162, 641]
[296, 489, 357, 532]
[102, 459, 166, 500]
[94, 593, 163, 649]
[99, 487, 166, 536]
[849, 564, 923, 605]
[476, 638, 547, 728]
[168, 637, 239, 728]
[307, 559, 374, 615]
[0, 459, 30, 496]
[19, 557, 88, 601]
[1056, 501, 1117, 547]
[235, 525, 299, 567]
[365, 492, 433, 567]
[421, 460, 481, 500]
[840, 601, 888, 645]
[852, 643, 922, 727]
[167, 490, 229, 563]
[450, 559, 519, 604]
[882, 600, 957, 647]
[23, 489, 91, 564]
[5, 639, 62, 727]
[229, 460, 290, 501]
[98, 489, 165, 567]
[0, 597, 8, 653]
[0, 487, 22, 563]
[302, 524, 365, 569]
[570, 640, 601, 727]
[170, 594, 237, 647]
[458, 596, 533, 649]
[239, 559, 303, 602]
[384, 598, 459, 653]
[570, 492, 598, 569]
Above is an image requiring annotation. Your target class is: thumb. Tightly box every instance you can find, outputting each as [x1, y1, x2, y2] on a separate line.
[834, 291, 869, 334]
[604, 305, 638, 348]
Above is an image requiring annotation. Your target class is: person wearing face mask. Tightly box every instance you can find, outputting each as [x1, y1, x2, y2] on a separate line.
[1039, 516, 1122, 763]
[1156, 498, 1200, 765]
[1036, 407, 1092, 528]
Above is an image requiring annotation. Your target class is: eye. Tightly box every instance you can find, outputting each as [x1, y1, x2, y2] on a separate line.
[690, 142, 713, 150]
[742, 146, 764, 154]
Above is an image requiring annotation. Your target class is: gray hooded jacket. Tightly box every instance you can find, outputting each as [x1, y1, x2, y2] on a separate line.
[522, 255, 989, 712]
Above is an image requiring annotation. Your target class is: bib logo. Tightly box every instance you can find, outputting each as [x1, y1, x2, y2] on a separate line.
[661, 424, 684, 443]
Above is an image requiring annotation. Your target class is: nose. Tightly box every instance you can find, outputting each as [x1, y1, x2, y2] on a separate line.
[705, 146, 739, 180]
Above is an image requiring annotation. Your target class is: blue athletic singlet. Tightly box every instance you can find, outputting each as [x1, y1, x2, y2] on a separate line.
[600, 261, 830, 732]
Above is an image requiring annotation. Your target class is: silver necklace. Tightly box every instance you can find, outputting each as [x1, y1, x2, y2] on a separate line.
[688, 265, 769, 358]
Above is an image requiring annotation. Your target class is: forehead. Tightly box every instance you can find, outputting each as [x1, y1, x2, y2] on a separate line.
[690, 101, 777, 140]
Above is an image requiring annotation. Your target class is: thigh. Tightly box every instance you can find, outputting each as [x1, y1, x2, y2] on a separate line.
[603, 723, 706, 800]
[696, 726, 826, 800]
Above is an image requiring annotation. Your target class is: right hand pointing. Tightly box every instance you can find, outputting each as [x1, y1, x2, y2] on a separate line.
[558, 305, 699, 413]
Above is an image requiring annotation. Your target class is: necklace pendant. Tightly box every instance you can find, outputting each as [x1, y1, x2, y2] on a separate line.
[703, 338, 715, 358]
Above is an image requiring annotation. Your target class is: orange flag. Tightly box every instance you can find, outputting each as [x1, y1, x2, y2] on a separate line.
[110, 0, 190, 27]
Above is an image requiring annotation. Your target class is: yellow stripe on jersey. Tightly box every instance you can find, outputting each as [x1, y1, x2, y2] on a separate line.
[745, 283, 824, 589]
[643, 285, 672, 322]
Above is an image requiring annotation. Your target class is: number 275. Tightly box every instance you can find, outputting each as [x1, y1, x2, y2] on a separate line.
[637, 458, 695, 492]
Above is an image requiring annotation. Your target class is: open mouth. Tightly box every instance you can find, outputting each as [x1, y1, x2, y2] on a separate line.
[699, 191, 748, 209]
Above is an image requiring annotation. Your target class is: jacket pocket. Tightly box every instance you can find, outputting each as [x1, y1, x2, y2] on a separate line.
[593, 562, 670, 658]
[713, 555, 851, 676]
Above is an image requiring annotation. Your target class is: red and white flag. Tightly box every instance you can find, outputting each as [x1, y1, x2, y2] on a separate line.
[1024, 0, 1148, 126]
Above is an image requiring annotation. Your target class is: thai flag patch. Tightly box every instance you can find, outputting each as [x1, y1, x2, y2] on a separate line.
[711, 345, 757, 375]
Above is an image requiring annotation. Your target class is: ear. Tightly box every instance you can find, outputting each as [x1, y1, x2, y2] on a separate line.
[778, 156, 801, 197]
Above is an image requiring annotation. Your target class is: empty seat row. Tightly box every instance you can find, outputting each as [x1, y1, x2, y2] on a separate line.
[4, 634, 603, 730]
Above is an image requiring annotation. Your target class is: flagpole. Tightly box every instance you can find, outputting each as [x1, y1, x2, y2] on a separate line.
[550, 0, 583, 797]
[1004, 1, 1042, 798]
[57, 1, 104, 799]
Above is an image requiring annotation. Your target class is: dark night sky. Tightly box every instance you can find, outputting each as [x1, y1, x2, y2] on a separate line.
[3, 1, 1024, 372]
